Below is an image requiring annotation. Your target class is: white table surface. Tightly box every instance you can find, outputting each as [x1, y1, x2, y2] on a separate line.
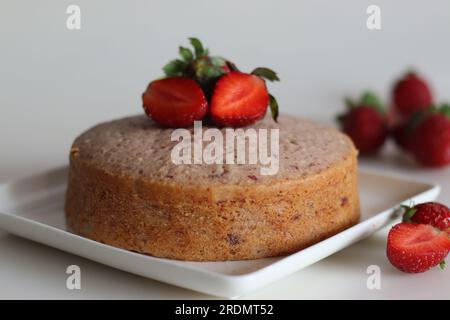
[1, 0, 450, 299]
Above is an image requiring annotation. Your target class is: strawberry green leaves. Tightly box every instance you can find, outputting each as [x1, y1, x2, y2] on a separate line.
[163, 38, 228, 85]
[251, 67, 280, 82]
[344, 91, 384, 114]
[195, 56, 228, 80]
[401, 205, 418, 222]
[339, 91, 385, 126]
[440, 104, 450, 117]
[209, 56, 227, 68]
[179, 46, 193, 62]
[189, 37, 206, 58]
[269, 94, 279, 122]
[163, 59, 186, 77]
[360, 91, 383, 111]
[406, 103, 450, 131]
[430, 103, 450, 117]
[162, 38, 207, 78]
[159, 37, 281, 125]
[162, 43, 195, 77]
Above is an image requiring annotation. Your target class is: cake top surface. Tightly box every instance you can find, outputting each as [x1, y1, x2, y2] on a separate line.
[71, 114, 356, 185]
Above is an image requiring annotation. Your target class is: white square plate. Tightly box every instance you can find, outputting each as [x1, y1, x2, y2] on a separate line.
[0, 167, 440, 298]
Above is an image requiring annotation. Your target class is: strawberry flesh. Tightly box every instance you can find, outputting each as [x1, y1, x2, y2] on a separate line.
[210, 71, 269, 127]
[142, 77, 208, 128]
[387, 222, 450, 273]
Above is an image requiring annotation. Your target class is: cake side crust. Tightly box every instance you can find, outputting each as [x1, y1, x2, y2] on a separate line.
[65, 147, 359, 261]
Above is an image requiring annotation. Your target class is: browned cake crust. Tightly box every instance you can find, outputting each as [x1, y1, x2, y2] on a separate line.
[65, 114, 360, 261]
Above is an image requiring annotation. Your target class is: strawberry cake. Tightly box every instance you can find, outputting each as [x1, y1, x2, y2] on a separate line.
[65, 38, 360, 261]
[65, 114, 359, 261]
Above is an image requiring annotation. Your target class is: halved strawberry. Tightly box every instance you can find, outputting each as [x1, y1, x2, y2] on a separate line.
[387, 222, 450, 273]
[210, 71, 277, 127]
[142, 77, 207, 128]
[142, 38, 279, 128]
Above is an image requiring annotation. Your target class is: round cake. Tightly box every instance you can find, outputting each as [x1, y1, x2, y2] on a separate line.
[65, 114, 360, 261]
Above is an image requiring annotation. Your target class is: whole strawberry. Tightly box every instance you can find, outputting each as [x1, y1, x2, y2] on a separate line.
[387, 222, 450, 273]
[403, 202, 450, 234]
[393, 72, 433, 118]
[410, 104, 450, 167]
[337, 92, 388, 154]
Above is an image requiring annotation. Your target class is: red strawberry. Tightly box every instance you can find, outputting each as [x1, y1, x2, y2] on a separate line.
[342, 107, 387, 154]
[391, 111, 423, 152]
[210, 70, 279, 127]
[393, 72, 433, 118]
[403, 202, 450, 233]
[392, 123, 413, 151]
[143, 38, 279, 128]
[142, 77, 207, 127]
[410, 105, 450, 167]
[337, 92, 388, 154]
[387, 222, 450, 273]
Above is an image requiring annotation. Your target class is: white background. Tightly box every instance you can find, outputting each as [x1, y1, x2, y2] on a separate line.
[1, 0, 450, 299]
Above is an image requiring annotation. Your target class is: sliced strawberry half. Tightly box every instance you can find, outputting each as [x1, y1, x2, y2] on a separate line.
[142, 77, 207, 128]
[387, 222, 450, 273]
[210, 71, 270, 127]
